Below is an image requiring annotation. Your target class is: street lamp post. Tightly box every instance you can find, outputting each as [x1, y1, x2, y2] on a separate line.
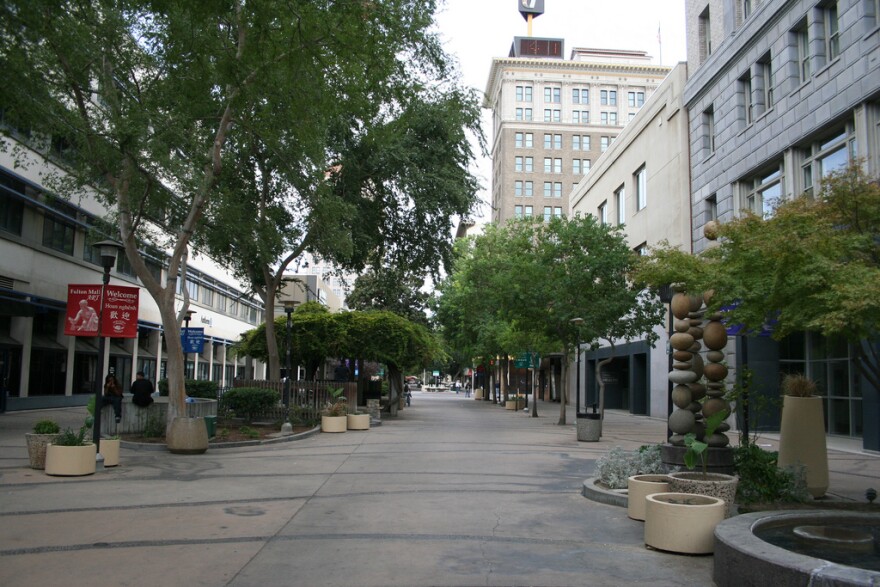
[570, 317, 584, 416]
[182, 309, 195, 379]
[282, 300, 299, 408]
[91, 239, 124, 465]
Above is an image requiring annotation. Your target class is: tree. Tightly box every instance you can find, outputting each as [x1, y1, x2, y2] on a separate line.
[346, 266, 432, 327]
[0, 0, 471, 429]
[635, 163, 880, 391]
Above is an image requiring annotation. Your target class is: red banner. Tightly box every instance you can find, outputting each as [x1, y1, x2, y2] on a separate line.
[101, 285, 139, 338]
[65, 284, 139, 338]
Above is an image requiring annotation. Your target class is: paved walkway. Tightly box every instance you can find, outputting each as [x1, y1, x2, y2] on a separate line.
[0, 392, 877, 587]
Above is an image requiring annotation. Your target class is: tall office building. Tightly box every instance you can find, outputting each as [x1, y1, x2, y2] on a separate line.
[483, 43, 671, 225]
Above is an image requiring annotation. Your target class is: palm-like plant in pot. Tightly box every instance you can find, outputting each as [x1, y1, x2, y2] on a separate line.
[321, 387, 348, 433]
[45, 426, 97, 476]
[777, 373, 827, 498]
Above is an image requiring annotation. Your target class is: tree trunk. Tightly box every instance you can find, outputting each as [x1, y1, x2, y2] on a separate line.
[500, 357, 508, 402]
[558, 356, 568, 425]
[531, 365, 539, 417]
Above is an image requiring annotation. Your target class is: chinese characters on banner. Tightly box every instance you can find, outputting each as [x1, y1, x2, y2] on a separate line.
[64, 284, 139, 338]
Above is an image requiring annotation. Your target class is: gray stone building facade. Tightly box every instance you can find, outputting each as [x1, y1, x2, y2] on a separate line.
[684, 0, 880, 449]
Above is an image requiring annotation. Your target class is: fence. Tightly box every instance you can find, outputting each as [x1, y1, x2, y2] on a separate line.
[230, 380, 358, 424]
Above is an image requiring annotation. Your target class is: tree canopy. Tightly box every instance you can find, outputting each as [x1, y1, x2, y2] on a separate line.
[634, 163, 880, 391]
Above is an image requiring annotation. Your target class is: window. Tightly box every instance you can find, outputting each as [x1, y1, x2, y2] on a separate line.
[0, 174, 24, 235]
[544, 157, 552, 173]
[583, 159, 591, 174]
[516, 85, 533, 102]
[554, 206, 564, 218]
[554, 134, 562, 149]
[524, 181, 533, 197]
[598, 201, 608, 225]
[629, 113, 636, 122]
[515, 205, 524, 218]
[572, 135, 581, 150]
[553, 109, 561, 122]
[515, 132, 525, 148]
[543, 206, 552, 222]
[600, 136, 610, 152]
[544, 134, 552, 149]
[706, 194, 718, 221]
[42, 199, 77, 255]
[554, 158, 562, 173]
[524, 205, 533, 217]
[572, 88, 589, 104]
[824, 2, 840, 63]
[740, 70, 754, 125]
[202, 286, 214, 306]
[524, 157, 533, 172]
[573, 159, 581, 174]
[869, 0, 880, 29]
[635, 242, 648, 256]
[794, 19, 811, 82]
[185, 278, 199, 300]
[628, 92, 645, 108]
[515, 156, 524, 172]
[516, 108, 533, 121]
[759, 52, 774, 112]
[742, 0, 752, 21]
[635, 165, 647, 210]
[544, 109, 551, 121]
[703, 105, 716, 154]
[600, 90, 617, 106]
[554, 182, 562, 197]
[610, 112, 618, 125]
[543, 181, 552, 197]
[544, 86, 561, 103]
[615, 185, 626, 225]
[801, 127, 853, 197]
[573, 110, 589, 124]
[699, 6, 712, 62]
[601, 112, 608, 124]
[515, 180, 524, 196]
[743, 163, 784, 216]
[572, 135, 590, 150]
[601, 90, 608, 105]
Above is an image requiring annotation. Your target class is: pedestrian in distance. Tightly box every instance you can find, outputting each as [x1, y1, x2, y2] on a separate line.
[130, 371, 154, 408]
[102, 374, 124, 423]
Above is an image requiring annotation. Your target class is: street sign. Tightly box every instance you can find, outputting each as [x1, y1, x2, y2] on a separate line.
[182, 327, 205, 353]
[514, 352, 541, 369]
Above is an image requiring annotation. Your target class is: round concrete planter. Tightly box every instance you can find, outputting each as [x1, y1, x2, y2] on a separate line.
[321, 415, 347, 433]
[644, 492, 725, 554]
[778, 395, 828, 498]
[45, 443, 97, 476]
[25, 433, 59, 469]
[347, 413, 370, 430]
[668, 471, 738, 518]
[100, 438, 121, 467]
[627, 475, 671, 521]
[166, 417, 209, 454]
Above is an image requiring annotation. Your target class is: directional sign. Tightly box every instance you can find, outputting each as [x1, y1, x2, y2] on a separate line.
[181, 327, 205, 353]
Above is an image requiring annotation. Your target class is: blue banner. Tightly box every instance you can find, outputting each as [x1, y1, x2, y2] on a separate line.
[181, 327, 205, 353]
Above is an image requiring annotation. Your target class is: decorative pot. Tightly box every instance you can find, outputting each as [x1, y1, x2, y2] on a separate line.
[100, 438, 121, 467]
[25, 433, 59, 469]
[668, 471, 738, 518]
[347, 413, 370, 430]
[321, 415, 347, 433]
[166, 417, 209, 454]
[505, 399, 517, 410]
[778, 395, 828, 498]
[45, 443, 97, 476]
[644, 492, 725, 554]
[627, 475, 671, 521]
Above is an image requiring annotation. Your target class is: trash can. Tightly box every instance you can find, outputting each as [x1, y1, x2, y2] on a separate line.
[576, 412, 601, 442]
[204, 415, 217, 438]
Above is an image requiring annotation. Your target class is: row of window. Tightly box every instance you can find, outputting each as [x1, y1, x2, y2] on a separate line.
[515, 133, 595, 151]
[516, 85, 646, 108]
[0, 169, 262, 325]
[514, 157, 594, 174]
[514, 205, 565, 221]
[597, 165, 648, 226]
[514, 107, 636, 125]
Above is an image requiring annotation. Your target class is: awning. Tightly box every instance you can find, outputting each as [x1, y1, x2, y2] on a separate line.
[0, 332, 21, 347]
[31, 335, 66, 350]
[75, 338, 99, 353]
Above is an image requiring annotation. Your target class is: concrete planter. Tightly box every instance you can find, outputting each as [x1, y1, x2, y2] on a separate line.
[668, 471, 738, 518]
[505, 399, 517, 410]
[45, 443, 97, 476]
[778, 395, 828, 498]
[576, 413, 601, 442]
[166, 417, 209, 454]
[100, 438, 121, 467]
[627, 475, 671, 521]
[347, 413, 370, 430]
[321, 415, 347, 433]
[25, 433, 59, 469]
[644, 492, 725, 554]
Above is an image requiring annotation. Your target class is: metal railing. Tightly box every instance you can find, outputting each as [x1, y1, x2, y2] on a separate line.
[229, 379, 358, 423]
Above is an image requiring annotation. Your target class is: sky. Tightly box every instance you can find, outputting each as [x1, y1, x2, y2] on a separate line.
[432, 0, 689, 224]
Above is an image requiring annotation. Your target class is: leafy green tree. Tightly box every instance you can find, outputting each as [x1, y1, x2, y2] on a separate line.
[635, 163, 880, 392]
[347, 267, 432, 327]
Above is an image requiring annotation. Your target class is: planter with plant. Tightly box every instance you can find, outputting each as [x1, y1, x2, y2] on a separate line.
[347, 411, 370, 430]
[45, 427, 97, 476]
[25, 420, 60, 469]
[321, 387, 348, 433]
[86, 396, 120, 466]
[667, 409, 739, 517]
[777, 373, 828, 498]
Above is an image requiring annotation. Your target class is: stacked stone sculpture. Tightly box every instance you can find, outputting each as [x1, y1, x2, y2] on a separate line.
[666, 291, 730, 447]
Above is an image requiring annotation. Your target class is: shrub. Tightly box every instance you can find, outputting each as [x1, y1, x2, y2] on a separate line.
[142, 414, 164, 438]
[239, 426, 260, 439]
[53, 427, 88, 446]
[33, 420, 60, 434]
[220, 387, 280, 422]
[157, 379, 219, 399]
[734, 443, 810, 505]
[595, 445, 665, 489]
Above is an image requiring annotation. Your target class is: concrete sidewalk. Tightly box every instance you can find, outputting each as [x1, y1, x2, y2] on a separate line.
[0, 394, 877, 587]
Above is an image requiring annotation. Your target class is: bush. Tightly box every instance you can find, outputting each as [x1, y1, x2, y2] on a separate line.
[33, 420, 60, 434]
[595, 445, 665, 489]
[220, 387, 280, 422]
[734, 443, 810, 505]
[54, 427, 88, 446]
[157, 379, 219, 399]
[143, 414, 165, 438]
